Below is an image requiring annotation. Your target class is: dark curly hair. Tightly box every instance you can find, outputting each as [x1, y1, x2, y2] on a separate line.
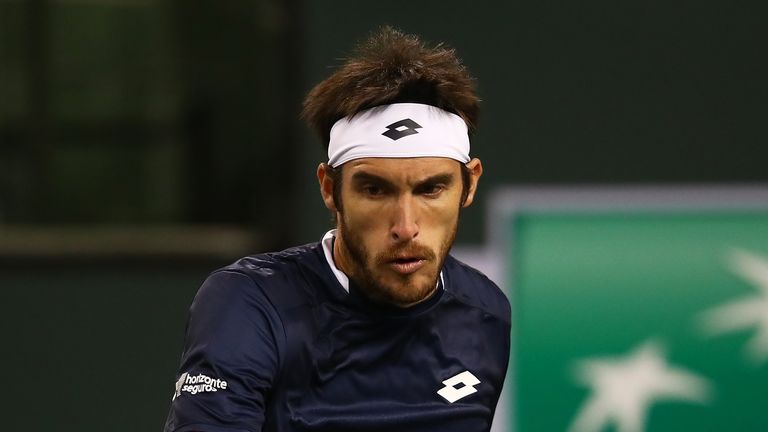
[302, 26, 480, 148]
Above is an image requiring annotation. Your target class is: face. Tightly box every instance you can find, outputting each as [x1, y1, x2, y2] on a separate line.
[318, 157, 482, 307]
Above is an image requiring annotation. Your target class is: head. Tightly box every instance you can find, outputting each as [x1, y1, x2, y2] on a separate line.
[303, 27, 483, 307]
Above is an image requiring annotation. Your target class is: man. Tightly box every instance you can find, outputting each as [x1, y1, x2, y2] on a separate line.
[164, 27, 510, 432]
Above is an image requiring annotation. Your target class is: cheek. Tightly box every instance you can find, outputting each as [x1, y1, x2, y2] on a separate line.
[339, 195, 390, 251]
[431, 207, 460, 233]
[429, 188, 463, 221]
[342, 200, 384, 232]
[420, 198, 461, 237]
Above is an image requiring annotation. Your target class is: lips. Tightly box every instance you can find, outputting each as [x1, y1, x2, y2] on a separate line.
[388, 256, 427, 275]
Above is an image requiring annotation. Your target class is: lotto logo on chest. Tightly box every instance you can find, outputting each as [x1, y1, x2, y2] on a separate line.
[437, 370, 481, 403]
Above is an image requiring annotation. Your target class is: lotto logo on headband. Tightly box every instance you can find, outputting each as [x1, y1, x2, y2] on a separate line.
[327, 103, 470, 167]
[382, 118, 423, 140]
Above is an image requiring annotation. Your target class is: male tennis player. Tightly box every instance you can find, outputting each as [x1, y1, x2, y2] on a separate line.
[164, 27, 510, 432]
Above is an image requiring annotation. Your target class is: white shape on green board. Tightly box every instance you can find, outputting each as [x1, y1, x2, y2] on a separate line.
[699, 249, 768, 365]
[568, 340, 711, 432]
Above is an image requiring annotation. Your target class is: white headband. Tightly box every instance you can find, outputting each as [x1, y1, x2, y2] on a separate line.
[328, 103, 470, 168]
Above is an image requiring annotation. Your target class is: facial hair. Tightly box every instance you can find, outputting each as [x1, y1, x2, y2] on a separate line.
[338, 216, 459, 307]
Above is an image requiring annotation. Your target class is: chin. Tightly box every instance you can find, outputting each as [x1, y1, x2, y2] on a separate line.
[375, 270, 439, 306]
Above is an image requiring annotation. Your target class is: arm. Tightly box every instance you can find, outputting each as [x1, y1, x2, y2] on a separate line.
[163, 270, 283, 432]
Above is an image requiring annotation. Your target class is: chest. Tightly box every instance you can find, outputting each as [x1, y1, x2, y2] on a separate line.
[266, 300, 508, 431]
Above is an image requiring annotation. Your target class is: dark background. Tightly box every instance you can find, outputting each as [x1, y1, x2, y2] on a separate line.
[1, 0, 766, 430]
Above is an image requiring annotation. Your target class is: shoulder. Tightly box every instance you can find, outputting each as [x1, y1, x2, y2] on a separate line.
[184, 244, 327, 366]
[223, 242, 324, 280]
[197, 242, 328, 312]
[442, 255, 511, 324]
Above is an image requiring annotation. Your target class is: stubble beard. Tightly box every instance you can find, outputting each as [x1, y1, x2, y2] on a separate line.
[338, 217, 458, 307]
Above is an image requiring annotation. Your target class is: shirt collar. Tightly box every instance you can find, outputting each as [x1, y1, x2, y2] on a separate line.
[321, 229, 350, 292]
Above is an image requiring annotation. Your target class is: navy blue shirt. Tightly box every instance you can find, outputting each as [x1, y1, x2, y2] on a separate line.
[164, 241, 510, 432]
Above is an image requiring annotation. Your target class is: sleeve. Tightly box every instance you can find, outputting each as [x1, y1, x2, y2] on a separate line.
[163, 270, 284, 432]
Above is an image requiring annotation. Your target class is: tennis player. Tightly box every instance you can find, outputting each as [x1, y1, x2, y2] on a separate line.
[164, 26, 510, 432]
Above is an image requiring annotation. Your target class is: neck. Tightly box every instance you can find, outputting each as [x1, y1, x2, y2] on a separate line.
[332, 231, 353, 279]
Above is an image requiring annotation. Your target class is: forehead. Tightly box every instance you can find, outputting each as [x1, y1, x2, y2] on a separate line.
[342, 157, 461, 182]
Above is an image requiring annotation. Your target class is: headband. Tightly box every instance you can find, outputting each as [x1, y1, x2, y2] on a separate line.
[327, 103, 470, 168]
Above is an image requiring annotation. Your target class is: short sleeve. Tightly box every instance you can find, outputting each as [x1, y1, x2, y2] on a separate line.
[164, 270, 283, 432]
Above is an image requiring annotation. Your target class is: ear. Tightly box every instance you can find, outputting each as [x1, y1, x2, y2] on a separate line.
[317, 163, 338, 212]
[461, 158, 483, 208]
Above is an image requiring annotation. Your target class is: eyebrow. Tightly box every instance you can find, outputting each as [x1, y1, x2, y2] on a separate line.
[350, 171, 455, 189]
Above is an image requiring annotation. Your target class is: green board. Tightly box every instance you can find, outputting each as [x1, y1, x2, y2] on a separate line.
[492, 188, 768, 432]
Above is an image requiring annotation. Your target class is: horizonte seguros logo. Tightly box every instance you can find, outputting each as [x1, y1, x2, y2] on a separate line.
[172, 372, 228, 400]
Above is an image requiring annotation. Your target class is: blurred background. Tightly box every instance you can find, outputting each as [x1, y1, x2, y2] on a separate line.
[1, 0, 767, 430]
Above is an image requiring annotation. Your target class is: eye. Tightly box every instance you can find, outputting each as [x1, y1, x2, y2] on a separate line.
[419, 183, 446, 197]
[362, 184, 385, 197]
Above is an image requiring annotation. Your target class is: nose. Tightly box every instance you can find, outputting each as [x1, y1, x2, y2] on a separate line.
[390, 195, 419, 242]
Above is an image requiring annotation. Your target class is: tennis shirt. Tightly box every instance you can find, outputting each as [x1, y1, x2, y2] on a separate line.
[164, 231, 511, 431]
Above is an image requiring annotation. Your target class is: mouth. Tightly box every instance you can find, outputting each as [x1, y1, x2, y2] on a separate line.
[387, 256, 427, 275]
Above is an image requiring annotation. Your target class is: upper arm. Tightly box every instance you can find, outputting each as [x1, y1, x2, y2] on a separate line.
[163, 270, 284, 432]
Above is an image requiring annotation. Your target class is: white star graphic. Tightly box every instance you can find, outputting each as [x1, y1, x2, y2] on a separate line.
[568, 340, 712, 432]
[699, 248, 768, 365]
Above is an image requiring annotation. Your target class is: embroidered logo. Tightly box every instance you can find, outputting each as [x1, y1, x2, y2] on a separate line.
[172, 372, 188, 400]
[172, 372, 228, 400]
[382, 118, 422, 140]
[437, 370, 481, 403]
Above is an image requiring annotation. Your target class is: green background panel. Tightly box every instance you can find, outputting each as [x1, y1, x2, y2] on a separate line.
[510, 211, 768, 431]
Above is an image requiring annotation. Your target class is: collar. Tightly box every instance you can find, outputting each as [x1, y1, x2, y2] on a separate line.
[321, 229, 350, 292]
